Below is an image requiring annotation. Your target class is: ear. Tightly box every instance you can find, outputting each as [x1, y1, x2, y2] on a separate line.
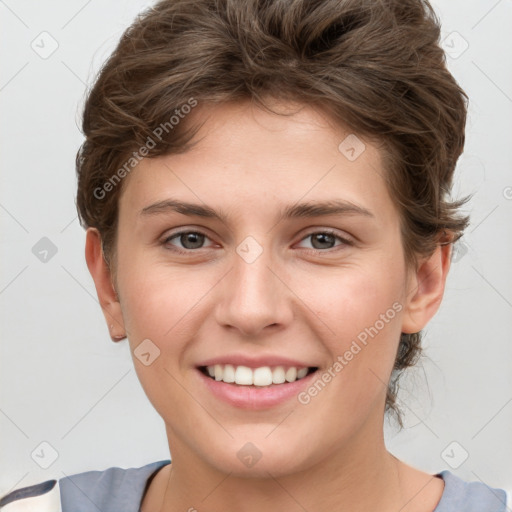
[84, 227, 126, 342]
[401, 241, 452, 334]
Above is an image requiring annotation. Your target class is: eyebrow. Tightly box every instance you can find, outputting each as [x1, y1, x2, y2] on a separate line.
[139, 198, 374, 223]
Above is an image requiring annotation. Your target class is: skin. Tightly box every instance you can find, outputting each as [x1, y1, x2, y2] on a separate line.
[86, 100, 451, 512]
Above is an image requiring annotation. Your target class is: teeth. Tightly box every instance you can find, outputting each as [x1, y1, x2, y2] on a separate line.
[204, 364, 312, 386]
[272, 366, 286, 384]
[223, 364, 235, 383]
[285, 367, 297, 382]
[253, 367, 273, 386]
[297, 367, 308, 379]
[234, 365, 253, 385]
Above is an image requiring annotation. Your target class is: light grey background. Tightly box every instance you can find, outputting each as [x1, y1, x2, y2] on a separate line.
[1, 0, 511, 497]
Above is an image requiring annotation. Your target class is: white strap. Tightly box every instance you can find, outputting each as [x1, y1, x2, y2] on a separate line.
[0, 480, 61, 512]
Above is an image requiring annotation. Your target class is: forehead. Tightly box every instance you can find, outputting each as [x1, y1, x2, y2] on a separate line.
[118, 100, 394, 225]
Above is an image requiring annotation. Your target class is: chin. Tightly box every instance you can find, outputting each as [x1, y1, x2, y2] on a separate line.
[216, 453, 304, 479]
[199, 435, 315, 479]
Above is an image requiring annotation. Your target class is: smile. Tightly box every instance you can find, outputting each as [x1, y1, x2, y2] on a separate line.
[199, 364, 317, 386]
[196, 364, 320, 410]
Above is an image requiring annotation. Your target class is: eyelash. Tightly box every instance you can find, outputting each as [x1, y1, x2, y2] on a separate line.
[161, 229, 353, 255]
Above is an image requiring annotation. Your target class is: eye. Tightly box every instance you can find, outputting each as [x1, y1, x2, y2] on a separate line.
[296, 229, 353, 252]
[161, 228, 353, 255]
[162, 230, 214, 253]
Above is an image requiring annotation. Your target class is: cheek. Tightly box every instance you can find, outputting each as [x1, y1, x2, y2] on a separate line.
[117, 250, 207, 340]
[117, 263, 203, 411]
[301, 261, 405, 342]
[302, 261, 406, 406]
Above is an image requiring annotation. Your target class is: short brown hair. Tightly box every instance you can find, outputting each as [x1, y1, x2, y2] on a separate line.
[75, 0, 470, 428]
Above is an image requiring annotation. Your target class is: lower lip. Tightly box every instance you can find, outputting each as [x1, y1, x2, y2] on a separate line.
[196, 368, 318, 410]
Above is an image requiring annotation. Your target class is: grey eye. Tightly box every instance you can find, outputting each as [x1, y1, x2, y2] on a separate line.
[309, 233, 337, 250]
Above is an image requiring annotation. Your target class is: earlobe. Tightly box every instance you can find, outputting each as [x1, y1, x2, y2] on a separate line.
[401, 241, 452, 334]
[84, 228, 126, 342]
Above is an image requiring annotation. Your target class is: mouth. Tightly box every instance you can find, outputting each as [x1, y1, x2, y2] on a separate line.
[195, 359, 322, 409]
[197, 364, 319, 387]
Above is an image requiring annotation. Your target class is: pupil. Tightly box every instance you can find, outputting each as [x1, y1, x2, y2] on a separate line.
[182, 232, 204, 249]
[312, 233, 334, 249]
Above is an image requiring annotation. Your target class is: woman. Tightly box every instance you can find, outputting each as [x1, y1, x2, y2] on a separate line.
[1, 0, 508, 510]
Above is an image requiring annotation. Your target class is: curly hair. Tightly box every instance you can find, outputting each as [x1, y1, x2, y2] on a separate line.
[75, 0, 470, 428]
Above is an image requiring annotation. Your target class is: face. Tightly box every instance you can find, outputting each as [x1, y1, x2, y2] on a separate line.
[87, 100, 447, 478]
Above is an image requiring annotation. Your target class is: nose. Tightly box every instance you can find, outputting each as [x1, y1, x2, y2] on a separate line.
[215, 243, 293, 337]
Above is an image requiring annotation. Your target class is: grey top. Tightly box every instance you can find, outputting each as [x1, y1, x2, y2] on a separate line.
[0, 459, 509, 511]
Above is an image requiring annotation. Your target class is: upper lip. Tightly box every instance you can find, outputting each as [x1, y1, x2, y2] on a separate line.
[196, 354, 318, 369]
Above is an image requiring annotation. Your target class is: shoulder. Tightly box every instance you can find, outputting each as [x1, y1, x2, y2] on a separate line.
[436, 470, 511, 512]
[0, 459, 170, 512]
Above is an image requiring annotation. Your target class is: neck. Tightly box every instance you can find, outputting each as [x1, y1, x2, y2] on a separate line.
[155, 421, 416, 512]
